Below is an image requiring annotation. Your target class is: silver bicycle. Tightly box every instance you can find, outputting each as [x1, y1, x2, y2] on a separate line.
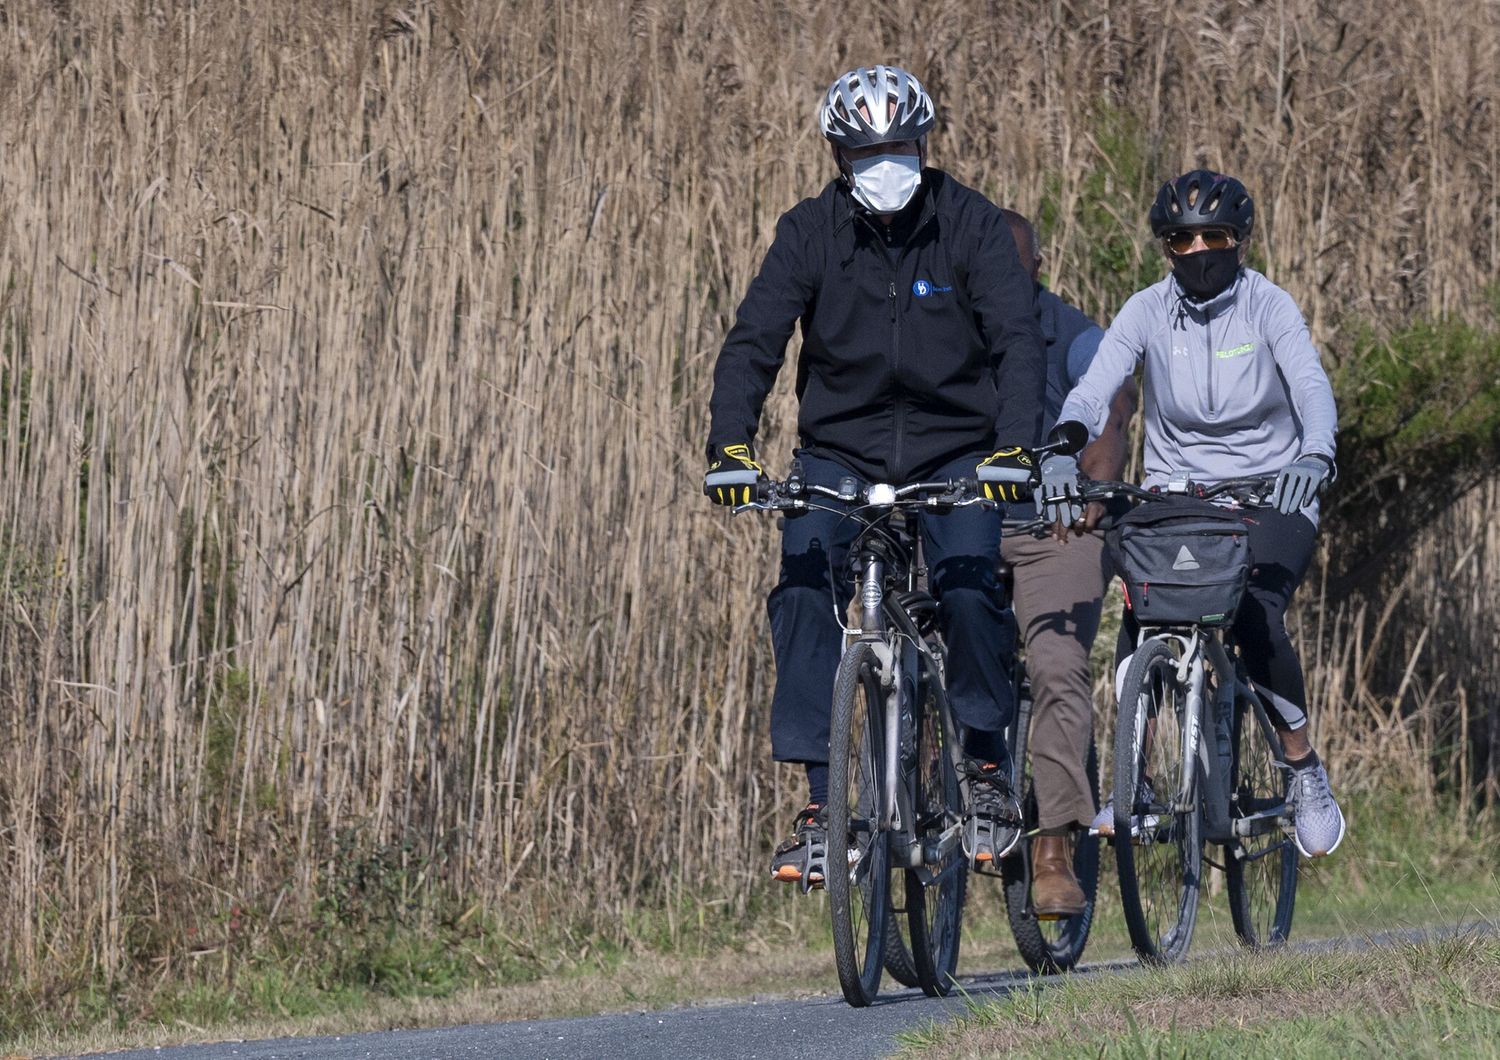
[1078, 474, 1300, 964]
[737, 467, 990, 1005]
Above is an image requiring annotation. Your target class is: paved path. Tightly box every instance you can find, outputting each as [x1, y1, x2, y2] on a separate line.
[77, 965, 1061, 1060]
[72, 925, 1486, 1060]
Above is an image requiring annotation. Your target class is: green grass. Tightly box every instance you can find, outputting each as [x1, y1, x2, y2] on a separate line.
[898, 794, 1500, 1058]
[898, 930, 1500, 1058]
[4, 794, 1493, 1057]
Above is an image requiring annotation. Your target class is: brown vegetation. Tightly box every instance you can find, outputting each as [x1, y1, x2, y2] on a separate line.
[0, 0, 1495, 1007]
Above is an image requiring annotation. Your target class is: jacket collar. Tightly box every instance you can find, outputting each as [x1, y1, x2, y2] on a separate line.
[834, 168, 942, 236]
[1169, 268, 1243, 319]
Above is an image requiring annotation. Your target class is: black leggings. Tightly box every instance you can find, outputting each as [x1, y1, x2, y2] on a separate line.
[1117, 508, 1317, 730]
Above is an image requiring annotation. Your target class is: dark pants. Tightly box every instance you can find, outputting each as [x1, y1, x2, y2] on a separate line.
[768, 452, 1014, 764]
[1118, 507, 1316, 730]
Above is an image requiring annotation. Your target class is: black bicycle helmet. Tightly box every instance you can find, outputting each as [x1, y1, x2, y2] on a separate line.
[1148, 170, 1254, 240]
[819, 65, 935, 148]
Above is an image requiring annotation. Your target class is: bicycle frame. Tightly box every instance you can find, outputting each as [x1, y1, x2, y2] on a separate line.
[847, 513, 965, 873]
[1124, 625, 1288, 837]
[734, 471, 988, 1002]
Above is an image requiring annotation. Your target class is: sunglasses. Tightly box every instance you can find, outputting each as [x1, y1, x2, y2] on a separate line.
[1163, 228, 1237, 254]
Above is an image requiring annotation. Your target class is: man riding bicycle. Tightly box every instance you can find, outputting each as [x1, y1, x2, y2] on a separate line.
[997, 209, 1137, 917]
[703, 65, 1047, 883]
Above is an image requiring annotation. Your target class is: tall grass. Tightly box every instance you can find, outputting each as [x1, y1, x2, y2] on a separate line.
[0, 0, 1496, 1004]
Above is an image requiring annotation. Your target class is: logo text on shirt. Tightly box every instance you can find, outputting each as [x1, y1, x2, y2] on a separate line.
[1215, 342, 1255, 359]
[912, 279, 953, 298]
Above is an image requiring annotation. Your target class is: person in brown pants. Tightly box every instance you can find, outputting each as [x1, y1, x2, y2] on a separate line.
[999, 210, 1137, 916]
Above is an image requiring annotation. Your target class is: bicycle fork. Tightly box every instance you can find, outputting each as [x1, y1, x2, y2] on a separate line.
[855, 557, 905, 837]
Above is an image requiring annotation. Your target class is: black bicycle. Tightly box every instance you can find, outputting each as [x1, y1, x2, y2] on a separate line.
[1073, 474, 1299, 963]
[737, 467, 987, 1005]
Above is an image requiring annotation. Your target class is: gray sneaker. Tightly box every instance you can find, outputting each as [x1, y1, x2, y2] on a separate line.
[1088, 777, 1161, 839]
[1287, 762, 1346, 857]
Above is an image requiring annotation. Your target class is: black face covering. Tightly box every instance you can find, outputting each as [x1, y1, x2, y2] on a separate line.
[1171, 246, 1240, 301]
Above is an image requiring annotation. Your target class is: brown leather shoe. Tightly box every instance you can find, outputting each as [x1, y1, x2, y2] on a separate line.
[1031, 834, 1087, 919]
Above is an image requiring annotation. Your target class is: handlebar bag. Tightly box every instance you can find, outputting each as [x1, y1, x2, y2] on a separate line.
[1106, 498, 1251, 627]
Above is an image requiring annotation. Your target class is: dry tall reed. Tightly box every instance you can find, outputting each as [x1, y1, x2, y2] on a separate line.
[0, 0, 1496, 991]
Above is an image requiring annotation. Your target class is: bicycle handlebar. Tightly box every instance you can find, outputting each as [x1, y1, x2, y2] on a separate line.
[1073, 474, 1278, 507]
[732, 472, 993, 515]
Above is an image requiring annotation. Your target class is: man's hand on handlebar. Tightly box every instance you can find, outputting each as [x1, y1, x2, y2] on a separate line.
[704, 443, 765, 507]
[976, 446, 1034, 503]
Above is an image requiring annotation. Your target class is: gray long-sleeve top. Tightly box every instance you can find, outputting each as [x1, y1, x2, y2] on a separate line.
[1056, 267, 1337, 519]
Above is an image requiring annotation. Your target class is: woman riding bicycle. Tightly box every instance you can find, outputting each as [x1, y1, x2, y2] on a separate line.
[1040, 169, 1346, 859]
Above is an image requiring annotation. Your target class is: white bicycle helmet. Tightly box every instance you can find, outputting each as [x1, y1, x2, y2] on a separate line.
[819, 65, 935, 148]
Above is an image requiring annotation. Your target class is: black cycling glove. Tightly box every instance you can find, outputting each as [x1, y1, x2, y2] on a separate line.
[977, 446, 1035, 503]
[704, 443, 764, 506]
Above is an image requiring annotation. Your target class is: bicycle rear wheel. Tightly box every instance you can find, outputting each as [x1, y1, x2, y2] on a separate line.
[882, 654, 966, 995]
[1225, 690, 1298, 947]
[1112, 636, 1202, 964]
[903, 664, 966, 994]
[1002, 726, 1100, 975]
[828, 639, 890, 1007]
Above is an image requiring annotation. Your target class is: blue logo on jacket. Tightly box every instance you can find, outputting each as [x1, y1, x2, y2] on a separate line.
[912, 279, 953, 298]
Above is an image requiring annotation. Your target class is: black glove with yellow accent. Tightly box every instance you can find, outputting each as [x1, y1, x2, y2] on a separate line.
[976, 446, 1035, 503]
[704, 443, 764, 506]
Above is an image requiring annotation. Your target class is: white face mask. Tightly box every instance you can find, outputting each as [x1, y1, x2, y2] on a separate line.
[848, 152, 921, 214]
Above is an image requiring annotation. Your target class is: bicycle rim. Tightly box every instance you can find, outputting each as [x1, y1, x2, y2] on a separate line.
[828, 640, 889, 1006]
[903, 669, 966, 995]
[1226, 692, 1298, 947]
[1113, 637, 1202, 964]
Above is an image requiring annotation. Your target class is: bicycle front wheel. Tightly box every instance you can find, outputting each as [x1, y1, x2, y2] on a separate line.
[1113, 636, 1202, 964]
[828, 639, 890, 1007]
[1225, 690, 1298, 947]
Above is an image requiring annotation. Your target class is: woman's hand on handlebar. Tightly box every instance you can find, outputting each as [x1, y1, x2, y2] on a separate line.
[1037, 452, 1084, 531]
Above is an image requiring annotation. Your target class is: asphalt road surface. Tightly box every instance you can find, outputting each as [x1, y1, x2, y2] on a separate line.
[76, 963, 1070, 1060]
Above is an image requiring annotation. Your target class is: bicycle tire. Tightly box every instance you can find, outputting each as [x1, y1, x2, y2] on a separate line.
[881, 650, 966, 994]
[903, 661, 966, 994]
[882, 869, 920, 988]
[1225, 689, 1298, 947]
[1002, 732, 1100, 975]
[1112, 636, 1202, 964]
[828, 639, 890, 1006]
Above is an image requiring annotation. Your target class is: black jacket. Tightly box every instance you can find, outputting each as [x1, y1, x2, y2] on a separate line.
[706, 170, 1046, 483]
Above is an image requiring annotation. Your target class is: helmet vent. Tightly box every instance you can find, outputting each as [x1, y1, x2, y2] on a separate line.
[819, 65, 935, 148]
[1149, 169, 1255, 240]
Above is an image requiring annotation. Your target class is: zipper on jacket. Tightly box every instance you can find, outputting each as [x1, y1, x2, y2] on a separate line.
[858, 207, 935, 481]
[890, 277, 904, 476]
[1204, 310, 1216, 414]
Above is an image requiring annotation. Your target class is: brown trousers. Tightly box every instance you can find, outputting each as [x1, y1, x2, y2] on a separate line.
[1000, 529, 1111, 830]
